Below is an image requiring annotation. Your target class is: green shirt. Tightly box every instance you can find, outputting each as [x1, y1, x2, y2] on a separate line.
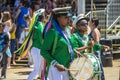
[70, 31, 102, 53]
[93, 44, 102, 52]
[70, 31, 89, 54]
[31, 22, 44, 49]
[41, 28, 71, 74]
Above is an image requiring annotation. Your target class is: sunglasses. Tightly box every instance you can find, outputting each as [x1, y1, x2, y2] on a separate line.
[77, 22, 88, 26]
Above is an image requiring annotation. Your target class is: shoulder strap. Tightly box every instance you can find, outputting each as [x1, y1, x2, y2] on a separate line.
[73, 33, 84, 46]
[51, 31, 58, 55]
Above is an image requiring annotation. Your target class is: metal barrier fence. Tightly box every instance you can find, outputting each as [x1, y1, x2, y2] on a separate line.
[107, 0, 120, 28]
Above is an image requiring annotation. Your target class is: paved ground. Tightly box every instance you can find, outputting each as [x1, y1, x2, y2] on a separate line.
[0, 59, 120, 80]
[104, 59, 120, 80]
[0, 65, 33, 80]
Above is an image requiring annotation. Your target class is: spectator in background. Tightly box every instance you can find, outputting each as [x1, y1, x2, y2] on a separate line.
[56, 0, 66, 7]
[10, 21, 17, 65]
[45, 0, 56, 15]
[15, 0, 31, 48]
[2, 11, 12, 69]
[71, 0, 77, 15]
[37, 0, 44, 8]
[24, 14, 34, 68]
[0, 0, 6, 12]
[14, 0, 20, 8]
[0, 22, 10, 79]
[6, 0, 15, 7]
[32, 2, 41, 12]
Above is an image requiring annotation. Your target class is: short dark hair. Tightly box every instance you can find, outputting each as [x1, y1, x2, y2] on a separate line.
[91, 17, 99, 27]
[20, 0, 30, 7]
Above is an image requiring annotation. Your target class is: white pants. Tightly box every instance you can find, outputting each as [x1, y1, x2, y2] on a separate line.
[28, 51, 33, 66]
[27, 47, 43, 80]
[47, 65, 69, 80]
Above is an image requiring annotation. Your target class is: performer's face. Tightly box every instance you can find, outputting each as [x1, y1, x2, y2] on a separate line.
[76, 20, 88, 32]
[57, 16, 69, 28]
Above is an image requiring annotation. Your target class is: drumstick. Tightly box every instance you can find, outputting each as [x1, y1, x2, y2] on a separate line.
[65, 69, 79, 71]
[74, 49, 88, 58]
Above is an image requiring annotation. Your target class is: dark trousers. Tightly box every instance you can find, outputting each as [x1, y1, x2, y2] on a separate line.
[15, 24, 25, 40]
[1, 52, 8, 77]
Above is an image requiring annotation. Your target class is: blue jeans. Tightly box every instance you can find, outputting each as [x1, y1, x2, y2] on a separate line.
[94, 51, 105, 80]
[15, 24, 25, 40]
[10, 39, 16, 53]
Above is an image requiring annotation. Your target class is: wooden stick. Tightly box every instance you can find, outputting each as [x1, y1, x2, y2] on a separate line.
[66, 69, 79, 71]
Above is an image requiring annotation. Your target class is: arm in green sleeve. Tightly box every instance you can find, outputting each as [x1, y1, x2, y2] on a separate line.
[70, 34, 79, 50]
[93, 43, 102, 52]
[41, 29, 58, 65]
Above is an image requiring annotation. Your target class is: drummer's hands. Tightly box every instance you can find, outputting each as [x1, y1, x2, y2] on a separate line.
[74, 49, 81, 57]
[102, 45, 110, 51]
[87, 39, 94, 48]
[55, 64, 66, 72]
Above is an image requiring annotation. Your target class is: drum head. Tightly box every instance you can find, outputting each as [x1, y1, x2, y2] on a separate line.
[69, 57, 94, 80]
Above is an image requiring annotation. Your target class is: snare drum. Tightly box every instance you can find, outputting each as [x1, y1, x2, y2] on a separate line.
[69, 53, 100, 80]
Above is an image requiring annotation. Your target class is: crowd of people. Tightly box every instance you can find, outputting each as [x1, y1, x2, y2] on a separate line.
[0, 0, 110, 80]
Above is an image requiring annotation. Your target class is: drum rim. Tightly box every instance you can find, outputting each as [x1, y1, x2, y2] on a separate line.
[69, 53, 100, 79]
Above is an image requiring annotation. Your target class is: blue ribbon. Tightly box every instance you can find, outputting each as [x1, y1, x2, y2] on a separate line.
[52, 20, 74, 62]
